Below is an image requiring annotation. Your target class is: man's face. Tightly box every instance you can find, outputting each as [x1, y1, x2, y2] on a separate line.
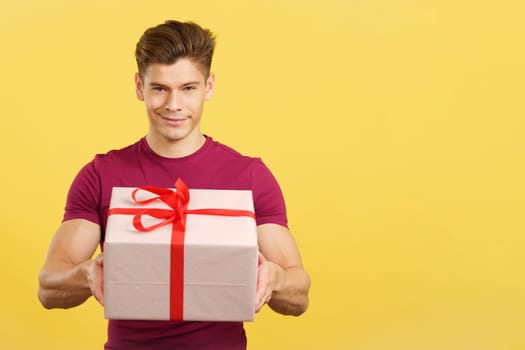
[135, 58, 214, 146]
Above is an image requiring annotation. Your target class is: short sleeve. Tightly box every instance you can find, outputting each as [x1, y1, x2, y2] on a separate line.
[63, 160, 102, 225]
[250, 159, 288, 228]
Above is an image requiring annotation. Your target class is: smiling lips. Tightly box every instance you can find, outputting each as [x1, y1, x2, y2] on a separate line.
[161, 116, 188, 126]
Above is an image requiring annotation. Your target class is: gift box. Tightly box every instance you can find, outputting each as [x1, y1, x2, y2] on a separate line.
[103, 179, 258, 321]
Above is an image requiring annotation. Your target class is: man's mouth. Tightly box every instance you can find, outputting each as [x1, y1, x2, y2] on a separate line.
[161, 116, 188, 126]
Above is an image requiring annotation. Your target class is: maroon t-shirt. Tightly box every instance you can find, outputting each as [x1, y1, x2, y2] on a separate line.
[64, 136, 288, 350]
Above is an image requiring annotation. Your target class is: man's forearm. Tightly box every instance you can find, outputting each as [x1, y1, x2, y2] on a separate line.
[38, 260, 92, 309]
[268, 263, 310, 316]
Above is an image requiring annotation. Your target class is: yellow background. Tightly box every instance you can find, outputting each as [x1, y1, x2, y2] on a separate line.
[1, 0, 524, 349]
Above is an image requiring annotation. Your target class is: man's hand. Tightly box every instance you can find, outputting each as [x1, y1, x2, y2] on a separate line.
[87, 253, 104, 305]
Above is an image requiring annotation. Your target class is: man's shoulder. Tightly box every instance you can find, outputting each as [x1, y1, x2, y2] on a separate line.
[207, 137, 260, 164]
[92, 139, 143, 165]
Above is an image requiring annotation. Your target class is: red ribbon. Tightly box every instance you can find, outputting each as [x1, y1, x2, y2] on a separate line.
[108, 178, 255, 320]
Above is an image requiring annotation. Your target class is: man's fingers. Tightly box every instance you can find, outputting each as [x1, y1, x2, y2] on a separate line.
[255, 254, 272, 312]
[88, 254, 105, 305]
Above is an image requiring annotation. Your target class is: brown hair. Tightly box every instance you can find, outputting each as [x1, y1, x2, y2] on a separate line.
[135, 20, 216, 78]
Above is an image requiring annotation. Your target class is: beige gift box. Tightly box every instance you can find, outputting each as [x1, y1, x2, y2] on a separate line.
[103, 185, 258, 321]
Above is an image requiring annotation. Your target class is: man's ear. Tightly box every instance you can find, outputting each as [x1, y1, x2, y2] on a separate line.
[135, 73, 145, 101]
[205, 73, 215, 101]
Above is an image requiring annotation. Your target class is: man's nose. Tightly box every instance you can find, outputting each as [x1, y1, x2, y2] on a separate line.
[164, 92, 183, 111]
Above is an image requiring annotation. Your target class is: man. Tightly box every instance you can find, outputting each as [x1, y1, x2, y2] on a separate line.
[38, 20, 310, 349]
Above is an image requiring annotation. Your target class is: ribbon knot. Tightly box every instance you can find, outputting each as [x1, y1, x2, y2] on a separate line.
[129, 178, 190, 232]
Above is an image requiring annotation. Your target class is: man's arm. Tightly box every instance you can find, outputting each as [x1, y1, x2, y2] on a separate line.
[38, 219, 103, 309]
[256, 223, 310, 316]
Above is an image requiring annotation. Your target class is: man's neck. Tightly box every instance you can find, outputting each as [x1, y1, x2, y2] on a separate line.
[146, 133, 206, 158]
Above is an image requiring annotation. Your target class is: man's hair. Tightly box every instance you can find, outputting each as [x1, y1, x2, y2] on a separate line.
[135, 20, 216, 78]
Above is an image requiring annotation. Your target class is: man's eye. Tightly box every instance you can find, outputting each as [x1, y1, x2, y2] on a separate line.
[184, 86, 197, 91]
[152, 86, 166, 92]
